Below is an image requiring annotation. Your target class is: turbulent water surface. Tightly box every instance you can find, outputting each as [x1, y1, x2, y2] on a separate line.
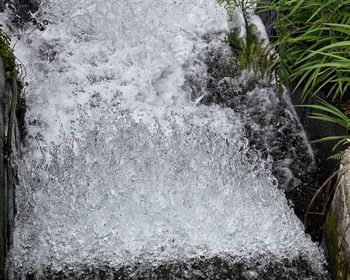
[1, 0, 329, 279]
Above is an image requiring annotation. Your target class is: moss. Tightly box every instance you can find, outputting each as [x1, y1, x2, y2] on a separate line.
[324, 210, 350, 280]
[0, 25, 16, 79]
[0, 26, 26, 144]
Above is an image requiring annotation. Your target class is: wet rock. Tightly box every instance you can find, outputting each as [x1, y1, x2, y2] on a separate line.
[10, 255, 329, 280]
[256, 0, 276, 38]
[2, 0, 41, 28]
[185, 38, 320, 229]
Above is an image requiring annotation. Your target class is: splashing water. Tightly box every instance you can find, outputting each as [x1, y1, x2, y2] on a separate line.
[2, 0, 328, 278]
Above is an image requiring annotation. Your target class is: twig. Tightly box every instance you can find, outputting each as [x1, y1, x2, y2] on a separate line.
[304, 165, 350, 225]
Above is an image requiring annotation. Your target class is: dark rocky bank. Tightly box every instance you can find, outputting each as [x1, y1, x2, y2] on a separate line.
[10, 255, 328, 280]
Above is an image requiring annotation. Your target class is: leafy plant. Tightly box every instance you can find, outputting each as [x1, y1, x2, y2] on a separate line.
[219, 0, 277, 80]
[301, 99, 350, 156]
[226, 23, 277, 79]
[259, 0, 350, 101]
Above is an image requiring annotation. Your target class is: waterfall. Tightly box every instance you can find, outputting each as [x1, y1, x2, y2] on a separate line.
[2, 0, 328, 278]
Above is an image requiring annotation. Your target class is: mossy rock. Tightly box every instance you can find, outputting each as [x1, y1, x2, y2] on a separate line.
[0, 26, 16, 79]
[324, 152, 350, 280]
[325, 213, 350, 280]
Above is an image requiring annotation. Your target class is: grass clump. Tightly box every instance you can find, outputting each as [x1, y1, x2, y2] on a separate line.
[261, 0, 350, 102]
[264, 0, 350, 156]
[218, 0, 277, 80]
[225, 20, 277, 80]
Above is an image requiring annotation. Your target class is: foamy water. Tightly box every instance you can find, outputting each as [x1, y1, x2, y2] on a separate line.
[0, 0, 327, 277]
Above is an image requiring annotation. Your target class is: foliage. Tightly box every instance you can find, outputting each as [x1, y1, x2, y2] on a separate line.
[260, 0, 350, 101]
[217, 0, 256, 19]
[328, 151, 345, 161]
[301, 99, 350, 156]
[255, 0, 350, 161]
[219, 0, 277, 80]
[226, 22, 277, 80]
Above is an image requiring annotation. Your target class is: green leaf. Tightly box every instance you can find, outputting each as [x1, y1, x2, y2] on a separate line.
[328, 151, 346, 161]
[311, 135, 349, 143]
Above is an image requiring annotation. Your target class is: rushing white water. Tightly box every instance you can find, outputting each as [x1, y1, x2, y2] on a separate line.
[2, 0, 327, 277]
